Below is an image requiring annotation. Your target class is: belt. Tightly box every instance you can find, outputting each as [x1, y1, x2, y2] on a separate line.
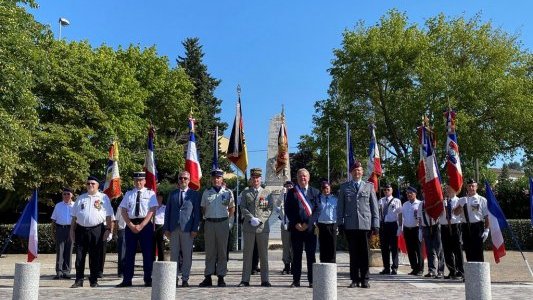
[206, 217, 228, 222]
[56, 224, 71, 228]
[384, 221, 398, 224]
[130, 218, 145, 225]
[403, 226, 418, 230]
[78, 223, 104, 229]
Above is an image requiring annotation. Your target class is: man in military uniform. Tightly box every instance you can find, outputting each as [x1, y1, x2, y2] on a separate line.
[70, 176, 114, 288]
[285, 168, 321, 288]
[116, 172, 158, 287]
[439, 184, 464, 279]
[337, 161, 379, 288]
[199, 168, 235, 287]
[238, 168, 274, 287]
[277, 180, 293, 275]
[453, 178, 490, 262]
[378, 183, 402, 275]
[51, 187, 75, 280]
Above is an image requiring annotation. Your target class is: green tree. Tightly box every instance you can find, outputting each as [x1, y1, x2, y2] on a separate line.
[309, 10, 532, 185]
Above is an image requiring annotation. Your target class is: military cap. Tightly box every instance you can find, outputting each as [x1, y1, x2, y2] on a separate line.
[382, 183, 392, 189]
[63, 187, 73, 194]
[87, 175, 99, 182]
[210, 168, 224, 177]
[321, 181, 331, 188]
[250, 168, 262, 177]
[466, 178, 477, 184]
[406, 186, 417, 193]
[349, 160, 363, 172]
[133, 171, 146, 179]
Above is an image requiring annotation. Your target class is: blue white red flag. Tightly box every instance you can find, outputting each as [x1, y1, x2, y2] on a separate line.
[444, 110, 463, 193]
[144, 126, 157, 193]
[417, 121, 444, 219]
[103, 141, 122, 199]
[13, 190, 39, 262]
[366, 124, 382, 192]
[485, 181, 508, 263]
[185, 117, 202, 190]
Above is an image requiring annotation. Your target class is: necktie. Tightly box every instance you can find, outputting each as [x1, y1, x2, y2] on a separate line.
[302, 188, 307, 196]
[446, 199, 452, 221]
[178, 190, 183, 208]
[354, 181, 359, 192]
[135, 191, 141, 217]
[383, 198, 390, 219]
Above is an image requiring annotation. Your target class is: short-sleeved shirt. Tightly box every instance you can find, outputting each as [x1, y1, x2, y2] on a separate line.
[379, 196, 402, 223]
[438, 196, 462, 225]
[154, 204, 166, 225]
[318, 194, 337, 224]
[402, 199, 421, 228]
[119, 187, 158, 219]
[201, 187, 235, 219]
[71, 192, 113, 227]
[456, 194, 488, 223]
[51, 201, 74, 225]
[115, 209, 126, 230]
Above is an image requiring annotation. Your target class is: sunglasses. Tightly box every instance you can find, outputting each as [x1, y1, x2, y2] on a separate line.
[86, 182, 97, 186]
[62, 192, 72, 195]
[179, 177, 190, 180]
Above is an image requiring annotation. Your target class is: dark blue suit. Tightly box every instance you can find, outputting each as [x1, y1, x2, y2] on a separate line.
[285, 185, 321, 285]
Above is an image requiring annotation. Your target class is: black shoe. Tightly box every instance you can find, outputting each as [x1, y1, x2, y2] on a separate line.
[379, 269, 391, 275]
[361, 282, 370, 288]
[238, 281, 250, 287]
[424, 273, 435, 278]
[53, 275, 61, 280]
[144, 281, 152, 287]
[261, 281, 271, 287]
[62, 274, 71, 279]
[435, 273, 443, 279]
[348, 282, 359, 288]
[408, 270, 417, 275]
[116, 282, 132, 288]
[90, 282, 99, 288]
[199, 276, 212, 287]
[71, 281, 83, 288]
[290, 281, 300, 288]
[391, 270, 397, 275]
[281, 263, 290, 275]
[415, 271, 424, 276]
[217, 276, 226, 287]
[97, 273, 103, 279]
[182, 280, 189, 287]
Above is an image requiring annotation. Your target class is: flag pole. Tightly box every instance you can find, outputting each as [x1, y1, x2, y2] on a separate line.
[327, 127, 330, 183]
[345, 121, 349, 182]
[235, 169, 240, 251]
[506, 225, 533, 278]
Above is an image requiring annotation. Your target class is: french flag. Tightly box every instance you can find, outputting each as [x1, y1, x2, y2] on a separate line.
[445, 110, 463, 193]
[366, 124, 382, 192]
[185, 117, 202, 190]
[144, 126, 157, 193]
[103, 141, 122, 199]
[13, 190, 39, 262]
[417, 123, 444, 219]
[485, 181, 507, 263]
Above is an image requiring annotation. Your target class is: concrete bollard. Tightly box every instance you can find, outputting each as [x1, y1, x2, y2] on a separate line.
[151, 261, 177, 300]
[464, 262, 491, 300]
[12, 262, 40, 300]
[313, 263, 337, 300]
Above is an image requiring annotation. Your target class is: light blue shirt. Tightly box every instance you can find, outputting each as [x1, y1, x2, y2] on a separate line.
[318, 194, 337, 224]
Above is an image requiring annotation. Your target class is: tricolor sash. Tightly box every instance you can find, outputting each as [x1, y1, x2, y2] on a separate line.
[294, 185, 312, 217]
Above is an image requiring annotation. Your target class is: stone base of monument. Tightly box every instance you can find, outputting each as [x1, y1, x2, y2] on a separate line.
[151, 261, 177, 300]
[313, 263, 337, 300]
[369, 249, 383, 267]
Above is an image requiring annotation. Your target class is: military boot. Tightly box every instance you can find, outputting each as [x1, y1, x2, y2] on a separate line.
[199, 276, 212, 287]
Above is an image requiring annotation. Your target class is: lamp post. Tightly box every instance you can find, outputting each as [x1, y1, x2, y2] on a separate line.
[58, 17, 70, 40]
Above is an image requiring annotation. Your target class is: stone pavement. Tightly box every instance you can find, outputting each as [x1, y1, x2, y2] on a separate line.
[0, 250, 532, 299]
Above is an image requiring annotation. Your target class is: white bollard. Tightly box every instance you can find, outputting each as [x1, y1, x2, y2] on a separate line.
[12, 262, 40, 300]
[313, 263, 337, 300]
[151, 261, 177, 300]
[464, 262, 491, 300]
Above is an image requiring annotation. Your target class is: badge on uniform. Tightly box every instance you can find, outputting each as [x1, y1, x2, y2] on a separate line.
[81, 203, 85, 210]
[94, 199, 102, 210]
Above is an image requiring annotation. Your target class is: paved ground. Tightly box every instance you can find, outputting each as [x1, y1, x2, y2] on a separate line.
[0, 250, 532, 299]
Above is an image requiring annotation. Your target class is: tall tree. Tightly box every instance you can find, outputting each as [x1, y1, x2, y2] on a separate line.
[177, 38, 228, 184]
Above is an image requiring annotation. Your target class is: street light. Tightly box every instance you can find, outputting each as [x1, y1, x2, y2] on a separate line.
[58, 17, 70, 40]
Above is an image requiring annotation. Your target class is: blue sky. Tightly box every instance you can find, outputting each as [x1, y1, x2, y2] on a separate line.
[30, 1, 532, 175]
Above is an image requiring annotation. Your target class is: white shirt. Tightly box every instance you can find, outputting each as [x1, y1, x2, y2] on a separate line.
[51, 201, 74, 225]
[438, 196, 462, 225]
[71, 192, 113, 227]
[456, 194, 488, 223]
[402, 199, 421, 228]
[379, 196, 402, 222]
[115, 209, 126, 230]
[417, 201, 438, 227]
[119, 187, 158, 219]
[154, 204, 166, 225]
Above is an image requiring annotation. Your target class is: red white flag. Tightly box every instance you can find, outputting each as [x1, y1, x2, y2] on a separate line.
[444, 109, 463, 193]
[103, 141, 122, 199]
[185, 117, 202, 190]
[366, 124, 382, 192]
[144, 126, 157, 193]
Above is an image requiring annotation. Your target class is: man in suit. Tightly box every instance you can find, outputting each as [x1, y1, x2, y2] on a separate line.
[163, 171, 201, 287]
[285, 168, 321, 288]
[338, 161, 379, 288]
[238, 168, 274, 287]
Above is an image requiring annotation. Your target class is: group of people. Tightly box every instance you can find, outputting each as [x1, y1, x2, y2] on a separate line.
[49, 159, 489, 289]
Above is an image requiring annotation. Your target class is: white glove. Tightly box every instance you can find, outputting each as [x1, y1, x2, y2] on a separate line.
[163, 235, 169, 242]
[106, 232, 113, 242]
[481, 228, 490, 242]
[250, 217, 261, 227]
[397, 227, 402, 237]
[418, 229, 423, 242]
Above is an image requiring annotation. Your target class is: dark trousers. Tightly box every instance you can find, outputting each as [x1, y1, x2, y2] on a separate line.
[252, 240, 259, 271]
[462, 222, 484, 262]
[441, 223, 464, 276]
[379, 222, 398, 271]
[99, 240, 107, 276]
[116, 229, 126, 276]
[55, 225, 72, 276]
[318, 223, 337, 263]
[345, 229, 370, 284]
[74, 224, 104, 284]
[153, 224, 165, 261]
[422, 225, 444, 274]
[124, 221, 155, 284]
[290, 229, 317, 284]
[403, 227, 423, 273]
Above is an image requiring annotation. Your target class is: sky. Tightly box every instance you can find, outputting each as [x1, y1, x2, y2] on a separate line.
[29, 1, 532, 176]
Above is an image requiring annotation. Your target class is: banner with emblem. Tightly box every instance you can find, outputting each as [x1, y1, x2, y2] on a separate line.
[185, 116, 202, 190]
[366, 124, 382, 192]
[227, 94, 249, 174]
[275, 118, 289, 175]
[103, 141, 122, 199]
[444, 109, 463, 193]
[144, 125, 157, 193]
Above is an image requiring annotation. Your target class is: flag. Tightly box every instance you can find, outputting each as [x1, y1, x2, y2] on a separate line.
[144, 126, 157, 193]
[485, 181, 508, 263]
[530, 177, 533, 227]
[103, 141, 122, 199]
[185, 117, 202, 190]
[227, 96, 248, 174]
[444, 109, 463, 193]
[346, 122, 355, 181]
[275, 121, 289, 175]
[212, 126, 219, 170]
[366, 124, 382, 192]
[13, 190, 38, 262]
[417, 121, 444, 219]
